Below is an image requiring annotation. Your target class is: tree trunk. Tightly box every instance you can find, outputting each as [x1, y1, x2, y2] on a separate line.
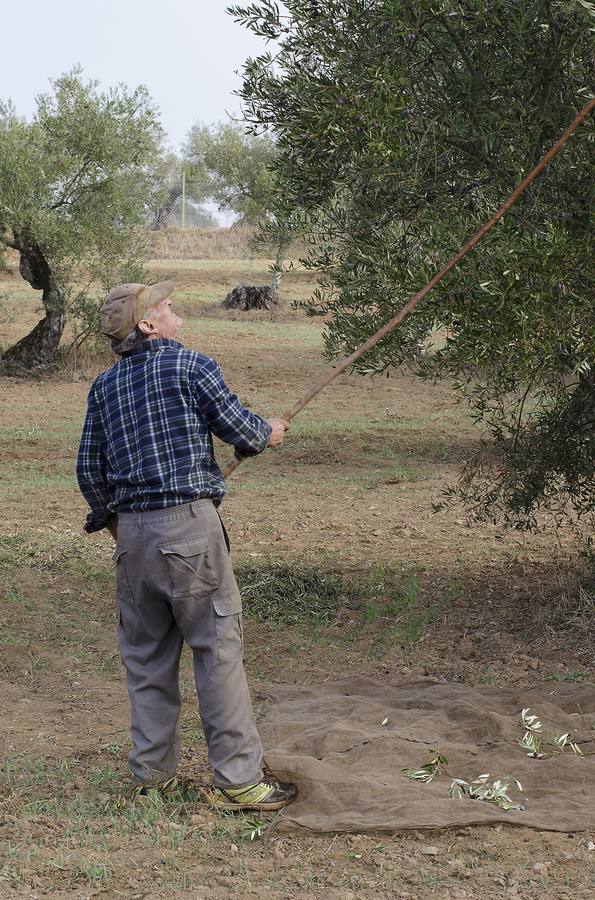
[2, 239, 66, 371]
[150, 186, 182, 231]
[569, 369, 595, 435]
[270, 234, 290, 301]
[221, 283, 278, 311]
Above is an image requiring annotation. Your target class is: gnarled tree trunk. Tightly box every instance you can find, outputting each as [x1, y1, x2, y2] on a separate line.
[2, 238, 66, 371]
[150, 186, 182, 231]
[221, 283, 278, 311]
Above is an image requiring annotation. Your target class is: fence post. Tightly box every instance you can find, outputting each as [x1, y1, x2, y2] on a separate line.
[181, 168, 186, 229]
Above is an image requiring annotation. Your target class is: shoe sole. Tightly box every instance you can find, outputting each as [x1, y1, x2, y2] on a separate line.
[205, 790, 297, 812]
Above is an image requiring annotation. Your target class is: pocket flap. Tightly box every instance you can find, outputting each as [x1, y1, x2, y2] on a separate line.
[213, 596, 242, 617]
[159, 538, 208, 558]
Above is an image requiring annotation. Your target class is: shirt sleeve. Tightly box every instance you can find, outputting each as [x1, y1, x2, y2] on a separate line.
[76, 385, 114, 533]
[192, 357, 272, 456]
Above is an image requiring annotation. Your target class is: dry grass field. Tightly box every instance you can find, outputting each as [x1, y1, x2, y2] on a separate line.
[0, 240, 593, 898]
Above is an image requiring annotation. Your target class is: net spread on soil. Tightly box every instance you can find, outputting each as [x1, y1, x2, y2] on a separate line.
[261, 676, 595, 833]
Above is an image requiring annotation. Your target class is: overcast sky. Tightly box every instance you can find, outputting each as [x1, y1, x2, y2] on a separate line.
[0, 0, 268, 151]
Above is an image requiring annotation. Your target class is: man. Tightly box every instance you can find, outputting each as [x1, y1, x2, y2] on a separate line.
[76, 279, 296, 811]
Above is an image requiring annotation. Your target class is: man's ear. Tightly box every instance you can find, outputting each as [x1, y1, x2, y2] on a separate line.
[138, 317, 157, 336]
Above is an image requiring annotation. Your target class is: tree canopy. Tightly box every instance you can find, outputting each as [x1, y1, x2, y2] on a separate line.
[0, 69, 164, 369]
[183, 121, 278, 224]
[231, 0, 595, 531]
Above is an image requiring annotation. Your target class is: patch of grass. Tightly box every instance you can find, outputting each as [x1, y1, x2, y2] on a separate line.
[0, 755, 73, 793]
[480, 665, 499, 685]
[183, 316, 321, 348]
[378, 572, 453, 646]
[383, 573, 421, 643]
[245, 467, 424, 490]
[546, 671, 590, 683]
[0, 628, 28, 647]
[236, 558, 444, 647]
[237, 559, 417, 625]
[87, 765, 123, 792]
[0, 531, 110, 584]
[0, 425, 45, 440]
[0, 418, 81, 445]
[443, 581, 462, 602]
[0, 473, 77, 491]
[363, 598, 381, 623]
[1, 585, 26, 605]
[78, 860, 110, 886]
[236, 559, 349, 624]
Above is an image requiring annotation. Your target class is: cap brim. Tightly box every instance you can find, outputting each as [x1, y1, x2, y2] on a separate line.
[148, 280, 175, 305]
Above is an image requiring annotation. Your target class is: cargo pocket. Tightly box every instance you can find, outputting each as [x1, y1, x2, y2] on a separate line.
[159, 538, 218, 598]
[112, 546, 134, 604]
[213, 596, 243, 662]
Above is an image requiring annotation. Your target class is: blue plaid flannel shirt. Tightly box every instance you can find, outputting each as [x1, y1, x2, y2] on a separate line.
[76, 338, 271, 532]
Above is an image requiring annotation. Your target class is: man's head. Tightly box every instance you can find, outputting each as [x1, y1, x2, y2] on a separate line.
[101, 280, 183, 351]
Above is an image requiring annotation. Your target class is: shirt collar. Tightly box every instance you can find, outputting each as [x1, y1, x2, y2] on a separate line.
[125, 338, 183, 357]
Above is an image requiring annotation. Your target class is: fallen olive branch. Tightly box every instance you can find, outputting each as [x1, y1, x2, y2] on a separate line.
[519, 707, 585, 759]
[401, 751, 523, 812]
[401, 706, 590, 811]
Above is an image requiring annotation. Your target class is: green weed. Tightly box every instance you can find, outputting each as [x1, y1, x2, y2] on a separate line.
[0, 628, 28, 646]
[102, 742, 123, 756]
[546, 671, 590, 683]
[78, 860, 110, 886]
[363, 598, 381, 623]
[87, 765, 123, 792]
[480, 666, 499, 685]
[2, 586, 25, 604]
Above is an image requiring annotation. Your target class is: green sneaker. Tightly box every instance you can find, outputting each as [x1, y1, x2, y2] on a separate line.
[132, 776, 179, 800]
[205, 775, 297, 812]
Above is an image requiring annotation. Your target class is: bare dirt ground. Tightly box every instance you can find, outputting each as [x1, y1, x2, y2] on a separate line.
[0, 255, 593, 898]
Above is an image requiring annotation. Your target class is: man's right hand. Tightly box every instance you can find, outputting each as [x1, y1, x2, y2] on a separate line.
[267, 417, 290, 448]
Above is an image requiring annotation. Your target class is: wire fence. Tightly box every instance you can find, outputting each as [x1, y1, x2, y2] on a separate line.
[150, 171, 235, 230]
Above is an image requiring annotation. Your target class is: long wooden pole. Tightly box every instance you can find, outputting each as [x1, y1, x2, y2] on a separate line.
[223, 99, 595, 479]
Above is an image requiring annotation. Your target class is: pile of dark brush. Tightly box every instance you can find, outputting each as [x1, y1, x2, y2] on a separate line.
[221, 283, 278, 311]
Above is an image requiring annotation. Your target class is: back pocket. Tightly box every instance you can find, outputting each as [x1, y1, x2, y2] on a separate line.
[159, 538, 218, 598]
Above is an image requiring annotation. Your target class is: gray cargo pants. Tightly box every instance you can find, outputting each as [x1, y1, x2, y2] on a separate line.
[113, 498, 263, 788]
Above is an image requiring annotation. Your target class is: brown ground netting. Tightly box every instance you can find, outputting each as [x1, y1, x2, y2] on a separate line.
[262, 676, 595, 833]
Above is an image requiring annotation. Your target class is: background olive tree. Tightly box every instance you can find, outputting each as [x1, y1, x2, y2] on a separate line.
[183, 121, 277, 223]
[230, 0, 594, 531]
[183, 122, 290, 294]
[151, 123, 278, 230]
[0, 69, 164, 370]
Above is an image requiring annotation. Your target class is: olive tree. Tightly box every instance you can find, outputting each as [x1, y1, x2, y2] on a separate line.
[230, 0, 594, 530]
[183, 121, 277, 223]
[183, 122, 292, 294]
[0, 69, 163, 370]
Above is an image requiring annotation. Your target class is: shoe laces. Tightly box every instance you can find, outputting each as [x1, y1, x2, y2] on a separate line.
[261, 773, 279, 790]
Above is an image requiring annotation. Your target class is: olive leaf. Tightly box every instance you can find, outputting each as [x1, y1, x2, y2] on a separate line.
[402, 751, 449, 784]
[449, 775, 524, 811]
